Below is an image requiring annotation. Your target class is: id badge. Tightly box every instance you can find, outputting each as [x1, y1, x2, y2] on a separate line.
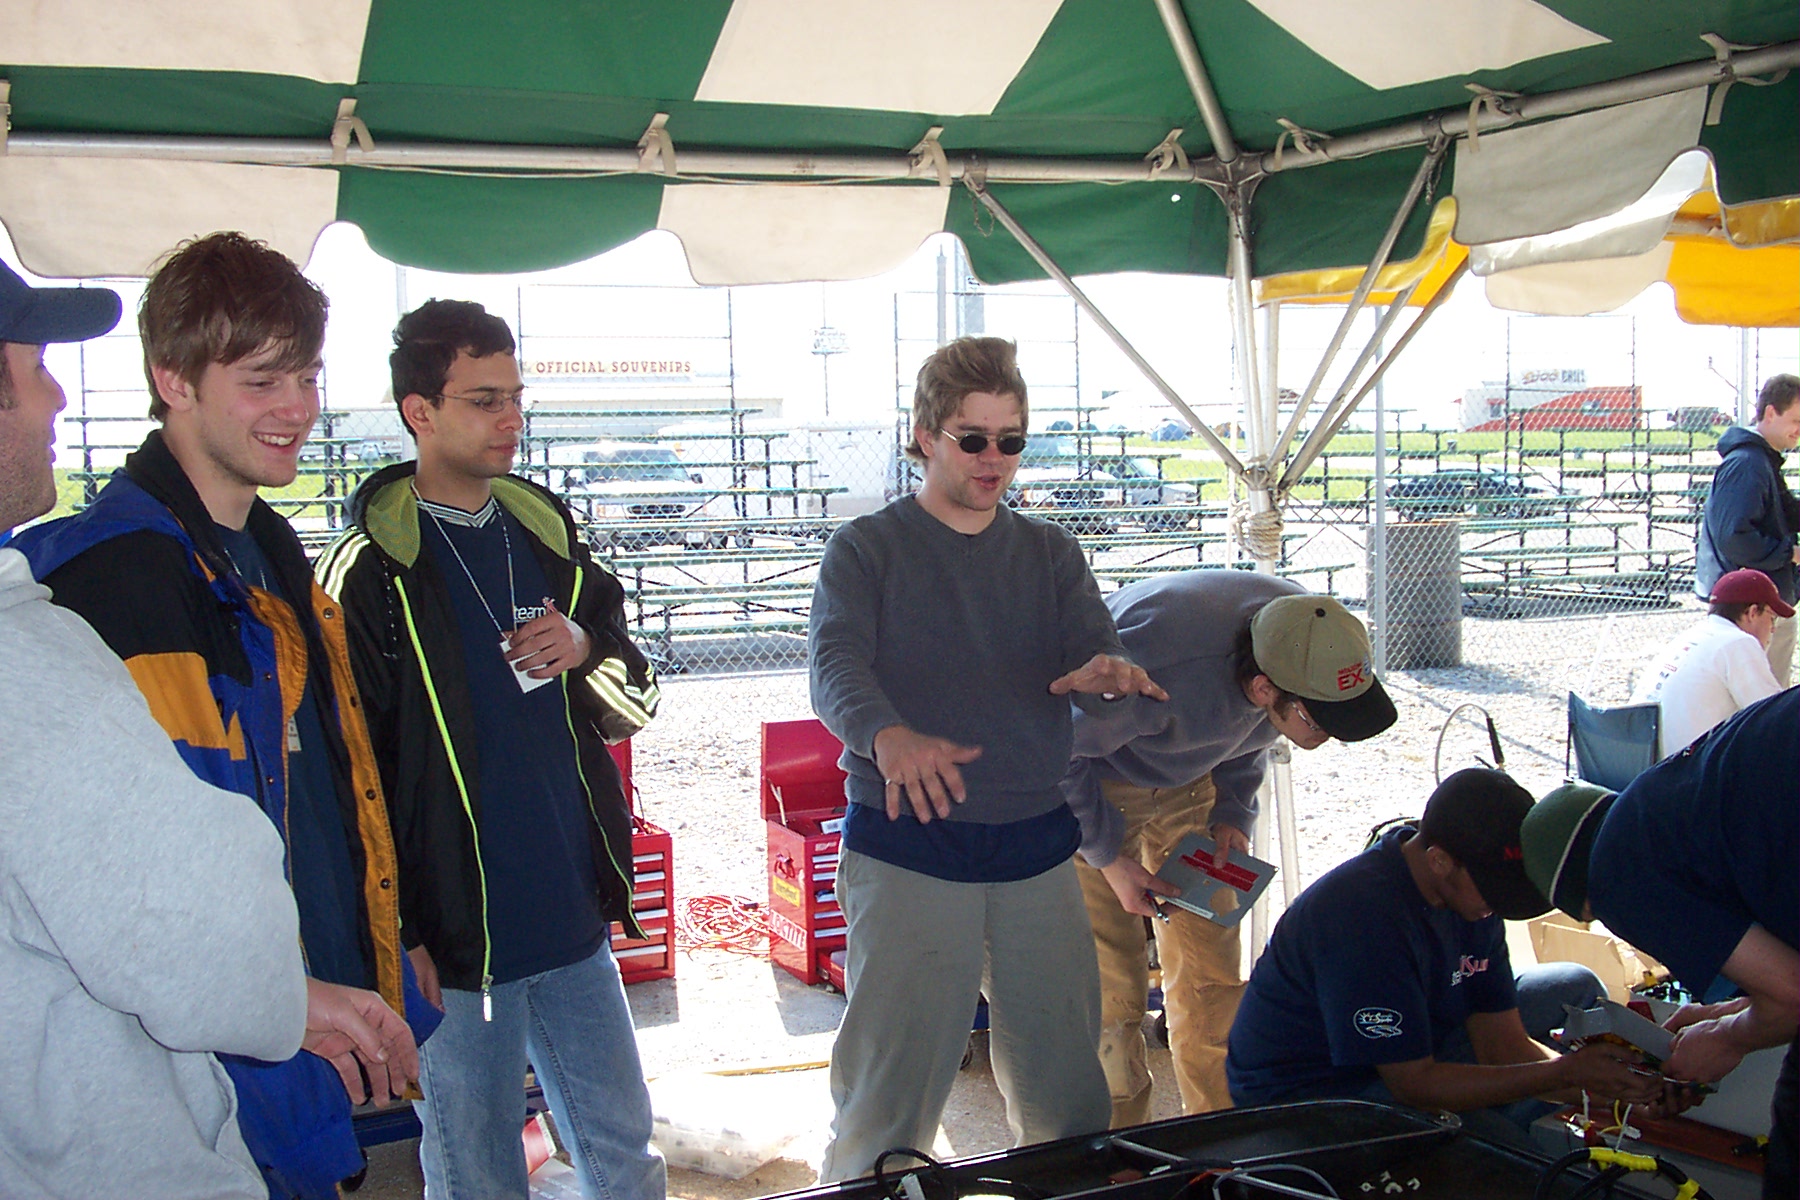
[502, 637, 556, 694]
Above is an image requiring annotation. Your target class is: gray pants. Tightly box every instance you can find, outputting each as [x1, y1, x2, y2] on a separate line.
[817, 850, 1111, 1182]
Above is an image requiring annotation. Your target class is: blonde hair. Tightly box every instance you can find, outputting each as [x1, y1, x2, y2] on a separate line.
[907, 336, 1029, 461]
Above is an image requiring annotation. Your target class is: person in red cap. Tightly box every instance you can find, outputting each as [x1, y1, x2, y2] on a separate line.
[1629, 566, 1791, 756]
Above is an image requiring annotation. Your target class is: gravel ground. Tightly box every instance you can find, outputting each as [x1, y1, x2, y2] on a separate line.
[632, 603, 1698, 907]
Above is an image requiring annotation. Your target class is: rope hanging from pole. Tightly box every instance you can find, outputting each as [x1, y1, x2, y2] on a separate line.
[1229, 496, 1286, 562]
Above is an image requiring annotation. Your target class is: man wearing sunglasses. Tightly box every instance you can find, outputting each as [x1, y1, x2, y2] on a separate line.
[810, 335, 1168, 1181]
[1061, 577, 1398, 1126]
[318, 300, 664, 1199]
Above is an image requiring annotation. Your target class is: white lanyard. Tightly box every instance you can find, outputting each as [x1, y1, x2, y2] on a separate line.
[424, 503, 517, 636]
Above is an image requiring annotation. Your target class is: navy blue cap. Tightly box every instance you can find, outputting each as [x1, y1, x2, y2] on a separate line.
[0, 260, 121, 344]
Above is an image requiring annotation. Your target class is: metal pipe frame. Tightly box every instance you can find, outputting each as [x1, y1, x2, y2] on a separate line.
[1268, 140, 1446, 468]
[1152, 0, 1240, 163]
[963, 180, 1249, 478]
[1278, 280, 1420, 490]
[1292, 259, 1472, 463]
[1252, 42, 1796, 173]
[5, 42, 1785, 186]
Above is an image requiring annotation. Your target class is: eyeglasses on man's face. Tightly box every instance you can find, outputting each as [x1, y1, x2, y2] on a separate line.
[939, 428, 1027, 456]
[1292, 700, 1324, 736]
[438, 387, 530, 415]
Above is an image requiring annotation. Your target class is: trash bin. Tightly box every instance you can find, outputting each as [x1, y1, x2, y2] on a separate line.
[1375, 520, 1461, 668]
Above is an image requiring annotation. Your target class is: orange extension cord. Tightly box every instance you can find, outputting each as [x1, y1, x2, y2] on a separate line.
[675, 895, 773, 957]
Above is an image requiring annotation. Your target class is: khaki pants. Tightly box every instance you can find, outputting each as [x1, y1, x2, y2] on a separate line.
[1769, 611, 1795, 688]
[1075, 773, 1244, 1127]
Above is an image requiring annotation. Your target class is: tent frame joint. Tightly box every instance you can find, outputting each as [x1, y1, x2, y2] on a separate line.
[637, 111, 678, 177]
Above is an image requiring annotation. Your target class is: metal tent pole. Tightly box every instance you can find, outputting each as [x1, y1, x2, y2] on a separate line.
[1267, 141, 1446, 468]
[6, 42, 1790, 184]
[1155, 0, 1300, 948]
[1278, 283, 1420, 489]
[961, 182, 1248, 478]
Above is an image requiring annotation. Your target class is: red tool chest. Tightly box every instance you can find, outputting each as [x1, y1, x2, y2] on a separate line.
[607, 738, 676, 984]
[760, 719, 849, 988]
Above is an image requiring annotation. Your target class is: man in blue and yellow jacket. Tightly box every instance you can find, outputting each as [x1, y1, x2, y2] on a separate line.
[15, 232, 434, 1200]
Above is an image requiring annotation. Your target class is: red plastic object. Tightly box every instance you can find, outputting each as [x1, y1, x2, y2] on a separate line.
[761, 719, 848, 986]
[608, 739, 633, 808]
[605, 738, 675, 983]
[612, 816, 675, 983]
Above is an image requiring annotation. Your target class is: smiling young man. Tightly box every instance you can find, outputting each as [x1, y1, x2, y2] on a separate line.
[0, 262, 311, 1200]
[317, 300, 663, 1199]
[808, 336, 1167, 1180]
[13, 233, 425, 1200]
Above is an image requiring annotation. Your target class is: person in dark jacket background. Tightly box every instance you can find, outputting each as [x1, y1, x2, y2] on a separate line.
[1696, 373, 1799, 685]
[317, 299, 663, 1200]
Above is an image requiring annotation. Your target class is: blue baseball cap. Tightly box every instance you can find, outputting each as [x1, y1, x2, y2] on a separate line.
[0, 260, 121, 344]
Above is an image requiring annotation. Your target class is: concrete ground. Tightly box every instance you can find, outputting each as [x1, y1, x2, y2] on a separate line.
[352, 947, 1188, 1199]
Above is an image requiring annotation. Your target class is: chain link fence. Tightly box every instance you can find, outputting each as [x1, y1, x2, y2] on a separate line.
[46, 287, 1796, 700]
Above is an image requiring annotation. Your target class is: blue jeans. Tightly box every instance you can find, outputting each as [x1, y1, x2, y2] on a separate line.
[1351, 962, 1605, 1150]
[416, 946, 665, 1200]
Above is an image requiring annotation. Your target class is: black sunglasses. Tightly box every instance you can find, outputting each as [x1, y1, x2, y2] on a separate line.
[940, 429, 1027, 456]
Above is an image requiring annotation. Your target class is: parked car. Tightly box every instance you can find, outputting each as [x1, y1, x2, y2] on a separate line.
[1008, 440, 1199, 533]
[1667, 406, 1732, 433]
[1386, 468, 1545, 516]
[550, 441, 723, 549]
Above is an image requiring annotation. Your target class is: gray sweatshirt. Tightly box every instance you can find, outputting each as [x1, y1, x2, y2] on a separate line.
[809, 498, 1125, 823]
[0, 549, 306, 1199]
[1063, 569, 1304, 866]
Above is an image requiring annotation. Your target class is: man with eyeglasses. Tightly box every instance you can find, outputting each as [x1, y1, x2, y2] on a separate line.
[1061, 578, 1398, 1126]
[14, 233, 426, 1199]
[317, 299, 664, 1198]
[810, 335, 1168, 1180]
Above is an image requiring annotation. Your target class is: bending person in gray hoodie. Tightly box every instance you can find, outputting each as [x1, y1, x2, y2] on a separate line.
[1062, 570, 1397, 1126]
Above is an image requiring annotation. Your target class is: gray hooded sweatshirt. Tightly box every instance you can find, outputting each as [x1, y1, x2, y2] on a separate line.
[0, 548, 306, 1199]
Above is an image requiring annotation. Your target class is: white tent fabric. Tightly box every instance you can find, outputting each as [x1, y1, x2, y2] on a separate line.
[1470, 149, 1712, 274]
[0, 160, 337, 279]
[10, 0, 369, 81]
[695, 0, 1064, 112]
[1483, 241, 1677, 314]
[657, 184, 953, 284]
[1451, 88, 1709, 244]
[1244, 0, 1608, 91]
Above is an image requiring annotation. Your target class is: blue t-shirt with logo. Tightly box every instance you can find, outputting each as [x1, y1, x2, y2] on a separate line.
[420, 501, 606, 986]
[1226, 827, 1516, 1107]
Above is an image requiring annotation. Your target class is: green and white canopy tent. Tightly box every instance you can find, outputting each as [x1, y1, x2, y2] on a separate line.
[4, 0, 1794, 486]
[6, 0, 1795, 915]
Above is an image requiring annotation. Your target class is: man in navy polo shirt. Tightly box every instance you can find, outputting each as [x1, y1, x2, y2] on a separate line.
[1227, 769, 1661, 1143]
[1522, 690, 1797, 1198]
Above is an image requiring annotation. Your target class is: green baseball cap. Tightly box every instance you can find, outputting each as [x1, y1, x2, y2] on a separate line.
[1250, 594, 1396, 742]
[1520, 782, 1616, 920]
